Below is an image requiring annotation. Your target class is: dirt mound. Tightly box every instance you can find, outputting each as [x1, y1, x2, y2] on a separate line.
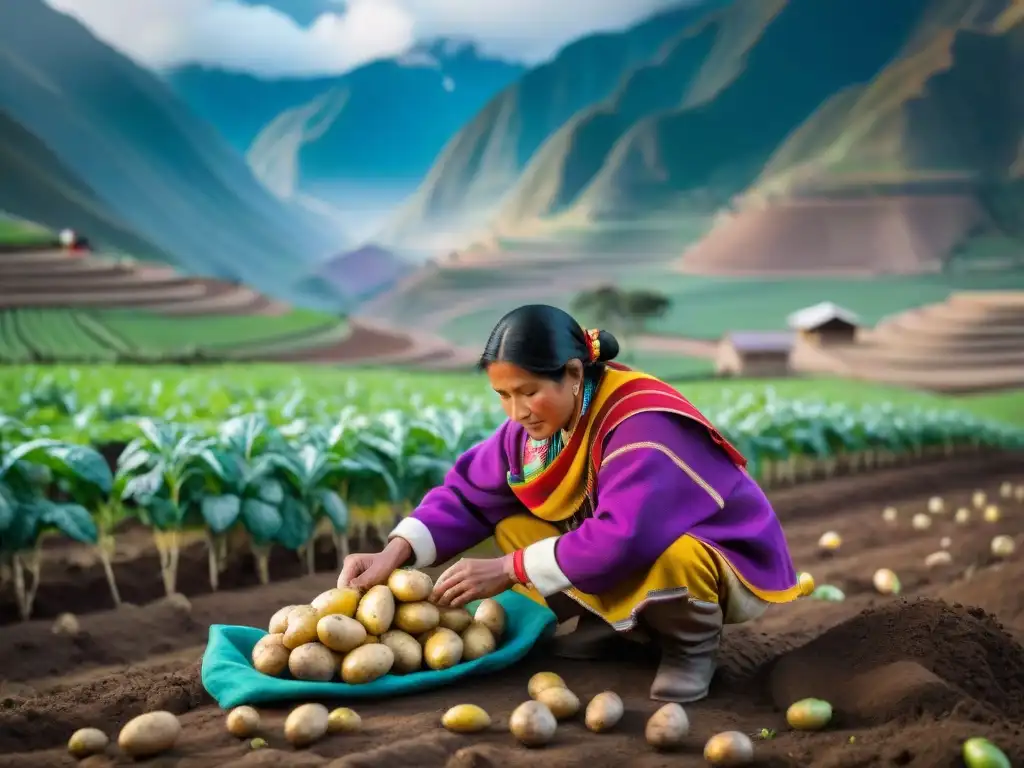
[769, 599, 1024, 725]
[677, 195, 984, 275]
[0, 661, 207, 754]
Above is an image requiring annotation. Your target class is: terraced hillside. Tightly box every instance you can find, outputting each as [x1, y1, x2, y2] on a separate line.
[0, 246, 450, 366]
[794, 291, 1024, 392]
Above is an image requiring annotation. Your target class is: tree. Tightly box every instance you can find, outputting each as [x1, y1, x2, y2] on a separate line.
[570, 286, 672, 361]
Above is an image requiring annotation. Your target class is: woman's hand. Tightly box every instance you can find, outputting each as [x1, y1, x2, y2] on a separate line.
[338, 537, 412, 590]
[431, 554, 516, 608]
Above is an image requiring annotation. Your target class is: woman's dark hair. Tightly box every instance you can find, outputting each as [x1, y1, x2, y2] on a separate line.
[478, 304, 620, 379]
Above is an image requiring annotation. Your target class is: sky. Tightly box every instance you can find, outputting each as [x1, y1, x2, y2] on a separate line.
[42, 0, 688, 77]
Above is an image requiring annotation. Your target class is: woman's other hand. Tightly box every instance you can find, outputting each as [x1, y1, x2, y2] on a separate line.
[338, 537, 412, 590]
[431, 554, 516, 608]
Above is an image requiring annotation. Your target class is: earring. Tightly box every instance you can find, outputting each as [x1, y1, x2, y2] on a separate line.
[572, 384, 580, 396]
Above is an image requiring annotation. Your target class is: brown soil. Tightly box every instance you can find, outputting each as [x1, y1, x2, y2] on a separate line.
[1, 455, 1022, 766]
[677, 195, 984, 276]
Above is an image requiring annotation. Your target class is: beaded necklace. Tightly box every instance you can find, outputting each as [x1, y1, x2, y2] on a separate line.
[521, 376, 597, 479]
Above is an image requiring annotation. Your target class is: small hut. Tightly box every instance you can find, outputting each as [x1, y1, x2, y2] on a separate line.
[715, 331, 795, 377]
[787, 302, 860, 345]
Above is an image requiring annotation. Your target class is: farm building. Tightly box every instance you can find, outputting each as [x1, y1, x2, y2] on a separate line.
[716, 331, 795, 377]
[787, 301, 861, 345]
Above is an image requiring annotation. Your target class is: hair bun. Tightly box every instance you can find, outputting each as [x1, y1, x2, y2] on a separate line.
[595, 329, 620, 362]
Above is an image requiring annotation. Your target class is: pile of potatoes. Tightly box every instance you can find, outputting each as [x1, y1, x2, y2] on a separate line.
[252, 568, 507, 684]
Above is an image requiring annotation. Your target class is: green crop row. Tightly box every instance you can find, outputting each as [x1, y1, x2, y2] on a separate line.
[0, 309, 345, 364]
[2, 369, 1022, 620]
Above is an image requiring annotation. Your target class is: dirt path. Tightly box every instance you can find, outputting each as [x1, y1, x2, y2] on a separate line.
[0, 455, 1022, 766]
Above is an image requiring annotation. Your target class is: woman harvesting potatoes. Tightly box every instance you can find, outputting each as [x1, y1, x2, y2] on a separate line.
[338, 304, 802, 703]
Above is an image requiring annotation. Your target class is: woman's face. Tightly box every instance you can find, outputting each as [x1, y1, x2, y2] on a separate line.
[486, 361, 582, 440]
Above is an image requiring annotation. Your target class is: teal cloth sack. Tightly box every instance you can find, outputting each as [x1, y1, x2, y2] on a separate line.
[201, 589, 558, 709]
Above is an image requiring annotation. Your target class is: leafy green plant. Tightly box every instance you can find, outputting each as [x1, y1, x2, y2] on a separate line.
[0, 426, 112, 618]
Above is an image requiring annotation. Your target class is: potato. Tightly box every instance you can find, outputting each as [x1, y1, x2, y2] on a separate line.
[269, 604, 301, 634]
[528, 671, 566, 699]
[284, 703, 330, 747]
[356, 585, 396, 635]
[380, 630, 423, 673]
[461, 621, 497, 661]
[704, 731, 755, 766]
[442, 704, 492, 733]
[439, 607, 473, 633]
[645, 703, 689, 749]
[417, 627, 443, 645]
[252, 634, 290, 676]
[509, 700, 557, 747]
[250, 737, 268, 750]
[585, 691, 624, 733]
[474, 598, 506, 639]
[361, 634, 379, 645]
[872, 568, 900, 595]
[536, 687, 580, 720]
[388, 569, 434, 602]
[117, 711, 182, 758]
[424, 627, 464, 670]
[327, 707, 362, 734]
[317, 614, 368, 653]
[288, 642, 338, 682]
[226, 706, 261, 738]
[817, 531, 841, 551]
[785, 698, 832, 731]
[67, 727, 108, 759]
[341, 643, 395, 684]
[394, 601, 441, 634]
[991, 535, 1015, 558]
[924, 551, 952, 568]
[283, 606, 319, 649]
[962, 736, 1011, 768]
[311, 587, 362, 619]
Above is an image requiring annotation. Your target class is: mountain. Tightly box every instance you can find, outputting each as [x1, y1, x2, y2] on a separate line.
[380, 4, 722, 251]
[381, 0, 1023, 274]
[315, 244, 416, 303]
[0, 0, 345, 305]
[166, 42, 525, 238]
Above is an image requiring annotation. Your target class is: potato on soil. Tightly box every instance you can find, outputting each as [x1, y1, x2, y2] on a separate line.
[311, 587, 361, 619]
[226, 706, 261, 738]
[442, 704, 492, 733]
[509, 700, 557, 747]
[356, 585, 396, 635]
[528, 671, 566, 699]
[962, 736, 1011, 768]
[288, 642, 338, 682]
[283, 606, 320, 649]
[381, 629, 423, 673]
[645, 703, 689, 749]
[423, 627, 464, 670]
[536, 687, 580, 720]
[341, 643, 396, 684]
[474, 598, 506, 639]
[388, 569, 434, 602]
[317, 614, 368, 653]
[394, 601, 441, 634]
[785, 698, 832, 731]
[68, 727, 108, 759]
[269, 604, 302, 634]
[585, 691, 624, 733]
[252, 634, 290, 676]
[461, 621, 497, 661]
[704, 731, 755, 765]
[327, 707, 362, 734]
[285, 703, 330, 747]
[118, 711, 182, 758]
[438, 607, 473, 633]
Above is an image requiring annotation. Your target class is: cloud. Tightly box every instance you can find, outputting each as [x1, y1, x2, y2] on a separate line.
[42, 0, 687, 76]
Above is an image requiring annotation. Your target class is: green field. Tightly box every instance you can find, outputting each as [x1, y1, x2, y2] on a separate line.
[436, 268, 1024, 348]
[2, 365, 1022, 444]
[0, 309, 346, 363]
[0, 216, 54, 245]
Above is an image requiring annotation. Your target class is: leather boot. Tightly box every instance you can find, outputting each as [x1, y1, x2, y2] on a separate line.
[643, 599, 723, 703]
[550, 612, 621, 660]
